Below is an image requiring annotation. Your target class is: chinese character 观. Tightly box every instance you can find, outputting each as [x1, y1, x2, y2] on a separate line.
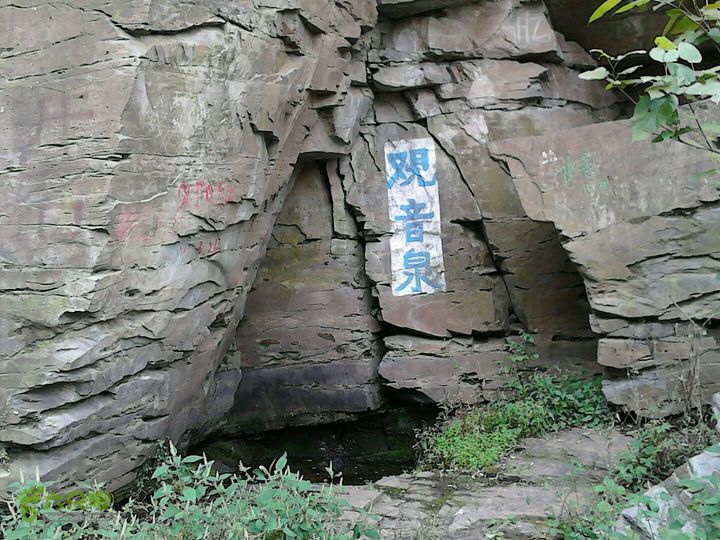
[387, 148, 437, 189]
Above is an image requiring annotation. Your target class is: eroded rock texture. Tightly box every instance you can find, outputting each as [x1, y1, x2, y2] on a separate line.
[0, 0, 377, 492]
[2, 0, 681, 492]
[217, 0, 619, 434]
[346, 0, 618, 403]
[490, 121, 720, 416]
[227, 163, 382, 432]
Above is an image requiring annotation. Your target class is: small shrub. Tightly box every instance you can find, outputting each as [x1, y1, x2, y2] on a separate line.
[547, 476, 631, 540]
[503, 330, 539, 372]
[0, 443, 379, 539]
[547, 420, 718, 539]
[610, 450, 720, 540]
[660, 469, 720, 539]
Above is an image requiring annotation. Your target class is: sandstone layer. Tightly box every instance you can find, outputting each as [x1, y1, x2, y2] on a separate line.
[2, 0, 711, 493]
[490, 121, 720, 416]
[0, 0, 378, 491]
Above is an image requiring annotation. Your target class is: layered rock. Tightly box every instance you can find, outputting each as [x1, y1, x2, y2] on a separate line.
[2, 0, 673, 494]
[345, 0, 617, 399]
[226, 163, 382, 432]
[489, 121, 720, 416]
[0, 0, 377, 492]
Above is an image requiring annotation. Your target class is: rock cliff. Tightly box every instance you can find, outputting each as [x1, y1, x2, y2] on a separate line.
[1, 0, 717, 492]
[0, 0, 377, 491]
[490, 121, 720, 417]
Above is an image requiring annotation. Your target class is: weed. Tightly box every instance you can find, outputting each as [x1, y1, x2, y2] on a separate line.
[415, 333, 613, 471]
[503, 330, 539, 372]
[614, 418, 715, 492]
[547, 420, 718, 539]
[0, 442, 380, 539]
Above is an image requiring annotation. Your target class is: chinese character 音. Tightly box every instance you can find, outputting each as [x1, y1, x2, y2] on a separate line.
[580, 152, 596, 180]
[387, 147, 437, 189]
[394, 198, 434, 243]
[395, 248, 442, 294]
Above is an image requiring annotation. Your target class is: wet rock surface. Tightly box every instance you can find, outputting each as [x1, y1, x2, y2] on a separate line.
[340, 427, 632, 538]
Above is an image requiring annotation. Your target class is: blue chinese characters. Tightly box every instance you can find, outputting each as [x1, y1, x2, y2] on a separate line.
[384, 139, 446, 296]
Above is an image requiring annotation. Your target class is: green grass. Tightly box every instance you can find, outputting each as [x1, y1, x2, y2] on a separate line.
[415, 370, 613, 471]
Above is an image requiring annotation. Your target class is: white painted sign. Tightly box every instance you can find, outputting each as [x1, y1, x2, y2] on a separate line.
[384, 138, 446, 296]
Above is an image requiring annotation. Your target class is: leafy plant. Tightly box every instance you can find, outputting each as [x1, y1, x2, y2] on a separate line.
[0, 442, 379, 539]
[616, 419, 713, 490]
[415, 333, 613, 471]
[610, 447, 720, 539]
[547, 419, 717, 538]
[547, 476, 633, 539]
[582, 0, 720, 154]
[503, 330, 540, 372]
[659, 470, 720, 538]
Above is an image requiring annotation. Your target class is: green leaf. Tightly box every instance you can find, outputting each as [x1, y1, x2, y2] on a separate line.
[685, 80, 720, 95]
[662, 9, 683, 35]
[579, 66, 609, 80]
[678, 42, 702, 63]
[667, 63, 696, 85]
[655, 36, 676, 50]
[151, 465, 169, 479]
[619, 65, 642, 75]
[650, 47, 679, 63]
[615, 0, 650, 14]
[673, 17, 701, 35]
[589, 0, 624, 23]
[274, 453, 288, 473]
[182, 486, 197, 502]
[181, 455, 203, 463]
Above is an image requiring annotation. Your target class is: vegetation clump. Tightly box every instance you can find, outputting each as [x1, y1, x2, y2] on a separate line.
[548, 418, 717, 539]
[415, 331, 613, 471]
[583, 0, 720, 172]
[1, 443, 378, 540]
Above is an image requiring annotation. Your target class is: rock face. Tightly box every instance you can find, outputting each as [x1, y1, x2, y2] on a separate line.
[223, 0, 618, 434]
[226, 163, 382, 432]
[347, 0, 617, 407]
[489, 121, 720, 416]
[4, 0, 708, 495]
[0, 0, 378, 492]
